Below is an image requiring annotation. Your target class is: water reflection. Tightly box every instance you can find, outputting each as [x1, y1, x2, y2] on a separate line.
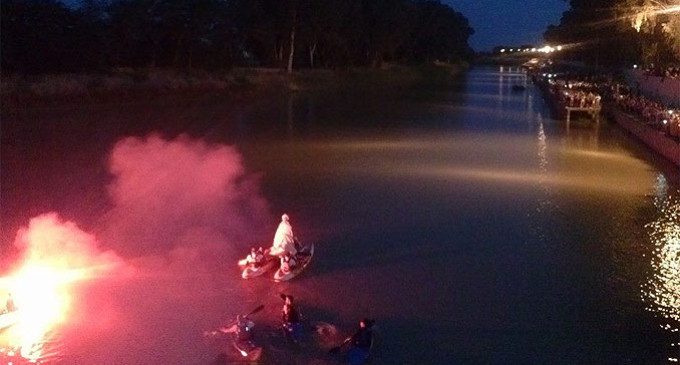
[644, 193, 680, 362]
[2, 67, 678, 364]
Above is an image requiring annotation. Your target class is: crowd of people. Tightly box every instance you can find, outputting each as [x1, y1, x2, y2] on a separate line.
[561, 89, 601, 109]
[537, 74, 606, 114]
[534, 69, 679, 141]
[615, 92, 680, 138]
[639, 65, 680, 79]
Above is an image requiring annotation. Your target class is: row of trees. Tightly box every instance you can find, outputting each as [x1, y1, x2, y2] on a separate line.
[544, 0, 679, 67]
[1, 0, 474, 75]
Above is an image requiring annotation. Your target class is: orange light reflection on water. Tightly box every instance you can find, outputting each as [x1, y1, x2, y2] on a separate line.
[643, 193, 680, 362]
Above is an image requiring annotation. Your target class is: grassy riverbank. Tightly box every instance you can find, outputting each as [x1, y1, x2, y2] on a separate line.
[1, 62, 466, 109]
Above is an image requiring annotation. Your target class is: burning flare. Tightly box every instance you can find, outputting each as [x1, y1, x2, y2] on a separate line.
[1, 213, 124, 360]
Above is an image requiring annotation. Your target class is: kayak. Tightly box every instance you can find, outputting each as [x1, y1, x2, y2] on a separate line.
[336, 334, 374, 365]
[273, 244, 314, 282]
[282, 321, 303, 344]
[231, 333, 262, 361]
[240, 255, 279, 279]
[348, 345, 371, 365]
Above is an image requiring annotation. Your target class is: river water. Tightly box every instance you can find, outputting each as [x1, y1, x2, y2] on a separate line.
[1, 67, 678, 364]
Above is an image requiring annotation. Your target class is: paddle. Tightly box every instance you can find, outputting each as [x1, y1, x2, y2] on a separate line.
[244, 304, 265, 318]
[233, 305, 264, 357]
[328, 337, 350, 354]
[205, 304, 265, 336]
[329, 319, 375, 354]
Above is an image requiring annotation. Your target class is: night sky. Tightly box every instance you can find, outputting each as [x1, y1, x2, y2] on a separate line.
[446, 0, 569, 52]
[57, 0, 569, 54]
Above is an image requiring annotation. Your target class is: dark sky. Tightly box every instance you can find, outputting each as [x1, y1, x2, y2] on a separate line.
[445, 0, 569, 52]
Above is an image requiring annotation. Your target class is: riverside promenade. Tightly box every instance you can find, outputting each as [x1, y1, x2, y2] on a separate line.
[614, 71, 680, 167]
[534, 71, 680, 168]
[610, 108, 680, 166]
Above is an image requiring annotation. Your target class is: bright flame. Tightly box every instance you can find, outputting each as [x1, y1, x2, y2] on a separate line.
[1, 213, 125, 361]
[4, 264, 84, 359]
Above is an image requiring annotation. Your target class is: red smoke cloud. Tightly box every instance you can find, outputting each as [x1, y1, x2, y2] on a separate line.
[13, 213, 124, 273]
[103, 134, 270, 267]
[2, 134, 272, 363]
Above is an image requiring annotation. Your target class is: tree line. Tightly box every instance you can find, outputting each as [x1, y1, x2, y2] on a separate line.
[0, 0, 474, 75]
[544, 0, 679, 67]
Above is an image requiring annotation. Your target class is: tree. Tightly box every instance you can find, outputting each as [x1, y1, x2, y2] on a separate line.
[544, 0, 632, 66]
[406, 1, 474, 63]
[1, 0, 97, 73]
[616, 0, 680, 62]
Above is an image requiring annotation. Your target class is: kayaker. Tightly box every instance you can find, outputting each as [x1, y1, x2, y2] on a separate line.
[245, 247, 265, 268]
[220, 314, 255, 341]
[281, 294, 302, 343]
[270, 214, 297, 257]
[346, 318, 374, 365]
[280, 252, 298, 274]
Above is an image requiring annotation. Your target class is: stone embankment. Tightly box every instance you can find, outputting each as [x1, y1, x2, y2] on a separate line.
[610, 108, 680, 167]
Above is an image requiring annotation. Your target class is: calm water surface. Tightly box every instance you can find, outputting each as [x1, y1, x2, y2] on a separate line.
[1, 67, 678, 364]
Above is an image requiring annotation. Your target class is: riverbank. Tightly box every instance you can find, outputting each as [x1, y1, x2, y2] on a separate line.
[1, 63, 465, 110]
[533, 71, 680, 168]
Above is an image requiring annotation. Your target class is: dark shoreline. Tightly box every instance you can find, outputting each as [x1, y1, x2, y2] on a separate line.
[1, 63, 466, 112]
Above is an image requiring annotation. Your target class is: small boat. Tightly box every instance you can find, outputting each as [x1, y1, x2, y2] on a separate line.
[204, 306, 264, 362]
[273, 244, 314, 282]
[231, 332, 262, 360]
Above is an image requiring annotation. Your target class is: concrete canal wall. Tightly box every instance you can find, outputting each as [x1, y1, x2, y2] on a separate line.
[611, 108, 680, 167]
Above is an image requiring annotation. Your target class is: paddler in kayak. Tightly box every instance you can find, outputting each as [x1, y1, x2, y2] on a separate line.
[280, 294, 302, 344]
[245, 247, 266, 268]
[347, 318, 374, 364]
[279, 252, 298, 274]
[219, 314, 255, 341]
[331, 318, 375, 364]
[269, 213, 299, 257]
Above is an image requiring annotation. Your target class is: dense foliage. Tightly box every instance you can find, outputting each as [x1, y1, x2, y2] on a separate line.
[0, 0, 474, 75]
[544, 0, 679, 67]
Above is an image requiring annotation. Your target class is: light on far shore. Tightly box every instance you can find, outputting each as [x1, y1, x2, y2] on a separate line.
[496, 45, 564, 54]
